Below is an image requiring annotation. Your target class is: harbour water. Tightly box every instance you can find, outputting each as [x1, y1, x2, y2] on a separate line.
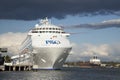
[0, 67, 120, 80]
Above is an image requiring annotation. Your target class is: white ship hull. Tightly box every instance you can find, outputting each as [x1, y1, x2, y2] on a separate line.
[32, 47, 71, 69]
[12, 18, 72, 69]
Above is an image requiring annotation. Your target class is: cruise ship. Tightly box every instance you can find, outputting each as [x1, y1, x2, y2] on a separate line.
[90, 56, 101, 65]
[16, 18, 72, 69]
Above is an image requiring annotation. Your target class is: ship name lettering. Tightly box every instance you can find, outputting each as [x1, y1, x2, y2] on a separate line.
[46, 40, 60, 44]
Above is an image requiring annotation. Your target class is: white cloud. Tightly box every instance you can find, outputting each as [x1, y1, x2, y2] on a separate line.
[69, 18, 120, 29]
[0, 32, 27, 55]
[0, 32, 120, 62]
[103, 18, 120, 23]
[67, 43, 120, 62]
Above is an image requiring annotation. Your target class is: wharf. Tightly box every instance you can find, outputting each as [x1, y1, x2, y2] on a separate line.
[0, 65, 32, 71]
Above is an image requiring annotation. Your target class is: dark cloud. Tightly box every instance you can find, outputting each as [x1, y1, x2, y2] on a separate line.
[67, 19, 120, 29]
[0, 0, 120, 20]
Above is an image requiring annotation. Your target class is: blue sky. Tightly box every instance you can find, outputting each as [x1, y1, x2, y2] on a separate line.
[0, 15, 120, 45]
[0, 0, 120, 62]
[0, 15, 120, 62]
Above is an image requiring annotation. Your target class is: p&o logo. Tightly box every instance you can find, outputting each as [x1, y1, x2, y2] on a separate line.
[46, 40, 61, 44]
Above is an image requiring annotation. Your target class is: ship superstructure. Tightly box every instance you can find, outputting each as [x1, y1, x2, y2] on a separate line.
[14, 18, 72, 69]
[90, 56, 101, 65]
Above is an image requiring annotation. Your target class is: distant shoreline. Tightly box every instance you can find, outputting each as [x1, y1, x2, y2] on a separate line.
[64, 61, 120, 68]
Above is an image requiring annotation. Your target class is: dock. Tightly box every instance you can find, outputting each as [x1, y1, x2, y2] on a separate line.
[0, 65, 32, 71]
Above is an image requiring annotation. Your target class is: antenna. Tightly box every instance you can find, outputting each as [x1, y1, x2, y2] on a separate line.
[40, 17, 49, 24]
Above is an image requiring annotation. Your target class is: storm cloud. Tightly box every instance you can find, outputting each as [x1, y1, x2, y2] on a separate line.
[0, 0, 120, 20]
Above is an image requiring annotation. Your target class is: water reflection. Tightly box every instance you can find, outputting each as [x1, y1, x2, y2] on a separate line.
[0, 68, 120, 80]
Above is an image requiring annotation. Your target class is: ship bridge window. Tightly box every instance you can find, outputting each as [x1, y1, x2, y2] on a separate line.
[46, 28, 48, 30]
[53, 31, 55, 33]
[53, 28, 55, 30]
[56, 31, 59, 33]
[38, 31, 61, 33]
[32, 31, 38, 33]
[57, 28, 60, 30]
[62, 32, 65, 33]
[49, 31, 51, 33]
[46, 31, 49, 33]
[49, 28, 52, 30]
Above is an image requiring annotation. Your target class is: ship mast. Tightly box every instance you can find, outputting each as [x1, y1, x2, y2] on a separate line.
[40, 17, 51, 25]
